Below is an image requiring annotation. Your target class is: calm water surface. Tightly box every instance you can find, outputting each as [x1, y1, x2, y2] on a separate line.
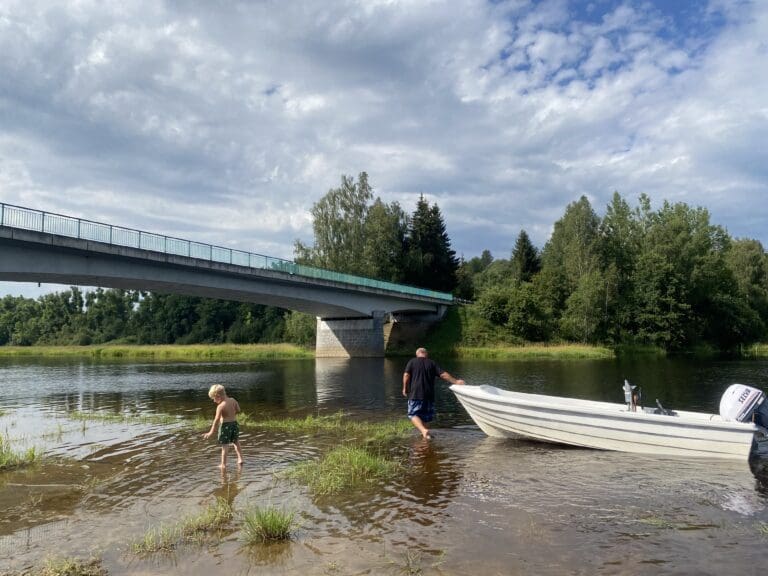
[1, 356, 768, 575]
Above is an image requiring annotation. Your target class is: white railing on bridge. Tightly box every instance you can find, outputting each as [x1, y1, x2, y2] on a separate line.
[0, 203, 454, 302]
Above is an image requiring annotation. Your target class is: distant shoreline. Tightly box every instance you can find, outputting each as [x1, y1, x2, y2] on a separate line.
[0, 343, 313, 360]
[1, 342, 764, 361]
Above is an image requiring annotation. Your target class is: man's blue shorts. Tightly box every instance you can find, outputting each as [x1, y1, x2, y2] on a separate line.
[407, 400, 435, 423]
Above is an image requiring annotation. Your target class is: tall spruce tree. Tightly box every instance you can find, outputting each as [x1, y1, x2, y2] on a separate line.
[511, 230, 540, 282]
[405, 195, 459, 292]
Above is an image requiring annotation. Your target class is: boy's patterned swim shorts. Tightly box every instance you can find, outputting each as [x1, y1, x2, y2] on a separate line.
[218, 421, 240, 444]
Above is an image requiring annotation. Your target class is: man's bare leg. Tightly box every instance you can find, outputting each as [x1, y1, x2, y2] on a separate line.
[219, 446, 227, 469]
[233, 441, 244, 465]
[409, 416, 431, 440]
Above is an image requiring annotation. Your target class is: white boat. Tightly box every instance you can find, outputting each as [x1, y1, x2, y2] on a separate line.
[450, 384, 767, 460]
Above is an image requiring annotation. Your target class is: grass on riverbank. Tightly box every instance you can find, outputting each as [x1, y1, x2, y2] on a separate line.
[286, 445, 403, 496]
[0, 434, 40, 471]
[131, 497, 233, 554]
[452, 343, 615, 360]
[241, 505, 297, 543]
[743, 344, 768, 358]
[0, 343, 313, 361]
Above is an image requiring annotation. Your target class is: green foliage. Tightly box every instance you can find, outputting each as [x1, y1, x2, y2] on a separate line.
[283, 310, 316, 347]
[458, 192, 768, 352]
[295, 172, 374, 275]
[0, 288, 289, 347]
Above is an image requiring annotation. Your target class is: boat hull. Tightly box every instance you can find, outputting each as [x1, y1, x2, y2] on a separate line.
[451, 385, 758, 460]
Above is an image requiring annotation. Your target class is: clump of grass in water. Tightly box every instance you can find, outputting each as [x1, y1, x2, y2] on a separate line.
[287, 445, 403, 495]
[256, 412, 411, 444]
[19, 556, 108, 576]
[132, 524, 179, 554]
[0, 434, 40, 471]
[241, 504, 296, 543]
[758, 521, 768, 536]
[131, 497, 233, 554]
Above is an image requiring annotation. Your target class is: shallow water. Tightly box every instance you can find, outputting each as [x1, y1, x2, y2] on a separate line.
[1, 356, 767, 575]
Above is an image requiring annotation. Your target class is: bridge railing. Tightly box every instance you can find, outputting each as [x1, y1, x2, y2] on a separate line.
[0, 203, 454, 302]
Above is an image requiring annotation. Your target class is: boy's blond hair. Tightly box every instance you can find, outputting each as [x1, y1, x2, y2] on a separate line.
[208, 384, 226, 400]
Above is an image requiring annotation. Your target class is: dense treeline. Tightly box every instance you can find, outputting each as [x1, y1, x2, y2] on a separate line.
[458, 193, 768, 351]
[2, 177, 766, 353]
[294, 172, 459, 292]
[0, 289, 296, 346]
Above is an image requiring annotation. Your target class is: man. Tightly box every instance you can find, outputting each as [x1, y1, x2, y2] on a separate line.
[402, 347, 465, 439]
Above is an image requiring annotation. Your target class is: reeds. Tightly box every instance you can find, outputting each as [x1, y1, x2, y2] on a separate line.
[0, 434, 39, 471]
[241, 505, 296, 543]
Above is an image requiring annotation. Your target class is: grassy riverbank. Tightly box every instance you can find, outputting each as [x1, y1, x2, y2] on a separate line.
[0, 343, 313, 361]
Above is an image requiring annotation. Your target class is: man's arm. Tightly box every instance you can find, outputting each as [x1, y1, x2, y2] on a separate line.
[440, 371, 465, 386]
[402, 372, 410, 397]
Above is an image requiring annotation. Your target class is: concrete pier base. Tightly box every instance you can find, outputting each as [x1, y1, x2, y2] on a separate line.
[315, 312, 386, 358]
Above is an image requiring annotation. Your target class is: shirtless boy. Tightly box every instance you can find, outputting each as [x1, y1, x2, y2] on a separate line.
[203, 384, 244, 468]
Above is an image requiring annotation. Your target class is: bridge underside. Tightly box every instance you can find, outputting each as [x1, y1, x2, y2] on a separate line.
[0, 230, 449, 357]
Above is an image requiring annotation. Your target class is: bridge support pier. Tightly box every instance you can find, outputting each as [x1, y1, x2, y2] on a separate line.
[315, 311, 387, 358]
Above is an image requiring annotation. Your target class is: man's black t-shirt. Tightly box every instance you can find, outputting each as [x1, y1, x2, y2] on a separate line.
[404, 357, 444, 401]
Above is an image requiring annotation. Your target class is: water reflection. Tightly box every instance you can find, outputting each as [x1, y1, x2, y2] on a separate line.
[1, 356, 768, 575]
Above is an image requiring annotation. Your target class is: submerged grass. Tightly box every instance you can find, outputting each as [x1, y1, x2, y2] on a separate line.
[257, 412, 412, 442]
[241, 505, 297, 543]
[0, 433, 40, 471]
[13, 556, 108, 576]
[0, 343, 313, 360]
[131, 497, 233, 554]
[287, 445, 403, 496]
[68, 410, 181, 426]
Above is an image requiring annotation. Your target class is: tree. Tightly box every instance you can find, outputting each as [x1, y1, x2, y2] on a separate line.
[405, 195, 459, 292]
[295, 172, 373, 275]
[598, 192, 641, 342]
[510, 230, 540, 282]
[539, 196, 601, 330]
[361, 198, 408, 282]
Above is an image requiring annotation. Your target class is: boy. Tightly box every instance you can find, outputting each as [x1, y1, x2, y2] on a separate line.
[202, 384, 244, 468]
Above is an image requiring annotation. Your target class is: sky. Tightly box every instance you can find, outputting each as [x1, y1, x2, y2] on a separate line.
[1, 0, 767, 299]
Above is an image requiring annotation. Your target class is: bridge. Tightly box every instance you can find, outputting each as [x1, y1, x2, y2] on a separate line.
[0, 203, 454, 357]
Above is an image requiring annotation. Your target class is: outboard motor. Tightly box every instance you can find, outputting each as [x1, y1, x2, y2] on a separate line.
[623, 379, 641, 412]
[719, 384, 768, 429]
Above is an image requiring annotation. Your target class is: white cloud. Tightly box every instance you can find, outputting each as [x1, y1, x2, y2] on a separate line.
[1, 0, 767, 298]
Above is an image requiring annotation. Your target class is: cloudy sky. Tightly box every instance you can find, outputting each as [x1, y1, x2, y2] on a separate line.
[1, 0, 766, 298]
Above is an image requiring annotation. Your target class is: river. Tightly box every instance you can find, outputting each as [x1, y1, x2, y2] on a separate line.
[1, 355, 767, 575]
